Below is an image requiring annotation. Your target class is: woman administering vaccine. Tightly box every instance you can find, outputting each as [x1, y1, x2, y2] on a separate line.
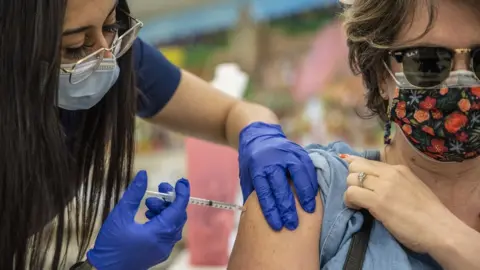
[0, 0, 317, 269]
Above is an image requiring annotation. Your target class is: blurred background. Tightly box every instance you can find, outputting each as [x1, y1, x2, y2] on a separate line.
[128, 0, 384, 269]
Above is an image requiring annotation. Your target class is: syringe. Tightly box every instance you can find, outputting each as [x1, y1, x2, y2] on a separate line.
[146, 191, 246, 212]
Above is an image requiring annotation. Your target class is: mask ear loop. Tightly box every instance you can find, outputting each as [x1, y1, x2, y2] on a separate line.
[384, 103, 393, 145]
[382, 61, 397, 145]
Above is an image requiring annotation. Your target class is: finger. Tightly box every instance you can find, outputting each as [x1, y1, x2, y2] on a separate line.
[268, 168, 298, 230]
[343, 186, 377, 211]
[288, 162, 317, 213]
[147, 178, 190, 230]
[117, 170, 148, 220]
[340, 155, 380, 176]
[300, 153, 318, 191]
[253, 175, 283, 231]
[145, 197, 170, 213]
[346, 172, 379, 191]
[145, 210, 156, 220]
[158, 182, 174, 193]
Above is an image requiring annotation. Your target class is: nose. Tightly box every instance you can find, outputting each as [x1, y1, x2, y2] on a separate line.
[104, 50, 114, 58]
[96, 32, 114, 59]
[452, 52, 470, 71]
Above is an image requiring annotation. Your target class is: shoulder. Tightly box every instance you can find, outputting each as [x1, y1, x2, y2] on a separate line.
[133, 38, 182, 118]
[303, 141, 368, 266]
[304, 141, 361, 199]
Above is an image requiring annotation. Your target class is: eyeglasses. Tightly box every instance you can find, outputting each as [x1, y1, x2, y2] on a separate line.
[60, 10, 143, 84]
[387, 46, 480, 88]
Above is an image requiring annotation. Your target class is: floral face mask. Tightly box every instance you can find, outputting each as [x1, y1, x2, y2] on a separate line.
[389, 84, 480, 162]
[385, 71, 480, 162]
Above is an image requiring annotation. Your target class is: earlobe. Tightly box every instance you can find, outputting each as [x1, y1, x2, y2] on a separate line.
[379, 87, 389, 100]
[376, 70, 390, 101]
[378, 81, 390, 101]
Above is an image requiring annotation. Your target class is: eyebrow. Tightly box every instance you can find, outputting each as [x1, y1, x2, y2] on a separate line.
[62, 3, 117, 36]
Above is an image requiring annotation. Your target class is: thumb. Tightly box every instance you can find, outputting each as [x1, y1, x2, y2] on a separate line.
[116, 170, 148, 220]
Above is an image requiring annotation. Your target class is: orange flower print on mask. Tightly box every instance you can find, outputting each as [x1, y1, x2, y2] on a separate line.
[471, 87, 480, 97]
[421, 126, 435, 136]
[420, 96, 436, 110]
[395, 101, 407, 118]
[431, 109, 443, 119]
[402, 124, 412, 135]
[414, 110, 430, 123]
[458, 99, 471, 112]
[440, 88, 449, 95]
[444, 112, 468, 134]
[426, 139, 448, 154]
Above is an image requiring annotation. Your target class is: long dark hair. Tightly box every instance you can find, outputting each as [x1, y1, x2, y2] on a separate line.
[0, 0, 136, 268]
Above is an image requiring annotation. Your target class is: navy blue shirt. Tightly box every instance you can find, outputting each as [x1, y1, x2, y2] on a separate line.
[60, 38, 181, 131]
[133, 38, 181, 118]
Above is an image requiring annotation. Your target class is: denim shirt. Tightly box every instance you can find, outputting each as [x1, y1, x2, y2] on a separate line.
[305, 142, 442, 270]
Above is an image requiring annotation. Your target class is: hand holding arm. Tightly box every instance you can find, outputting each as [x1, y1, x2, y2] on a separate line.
[238, 122, 318, 230]
[341, 154, 479, 268]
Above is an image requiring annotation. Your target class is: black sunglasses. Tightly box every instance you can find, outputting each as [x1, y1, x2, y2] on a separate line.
[388, 46, 480, 88]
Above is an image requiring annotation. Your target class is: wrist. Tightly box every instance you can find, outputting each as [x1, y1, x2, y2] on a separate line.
[226, 102, 279, 148]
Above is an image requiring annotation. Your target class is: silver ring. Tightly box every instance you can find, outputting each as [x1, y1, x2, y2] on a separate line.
[357, 172, 367, 188]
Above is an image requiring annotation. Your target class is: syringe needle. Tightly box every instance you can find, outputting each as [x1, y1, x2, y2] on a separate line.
[145, 191, 245, 212]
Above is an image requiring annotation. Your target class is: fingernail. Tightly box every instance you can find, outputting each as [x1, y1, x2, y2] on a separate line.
[179, 178, 189, 186]
[305, 202, 316, 213]
[136, 170, 147, 186]
[339, 154, 349, 159]
[271, 221, 283, 231]
[286, 221, 298, 231]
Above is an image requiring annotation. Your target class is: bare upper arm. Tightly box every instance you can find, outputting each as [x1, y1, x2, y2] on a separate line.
[228, 190, 323, 270]
[148, 69, 237, 143]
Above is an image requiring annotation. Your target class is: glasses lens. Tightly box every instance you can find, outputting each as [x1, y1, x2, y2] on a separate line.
[70, 52, 102, 84]
[114, 21, 141, 58]
[401, 47, 452, 88]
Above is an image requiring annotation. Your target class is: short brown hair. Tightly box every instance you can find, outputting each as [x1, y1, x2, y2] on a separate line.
[342, 0, 480, 121]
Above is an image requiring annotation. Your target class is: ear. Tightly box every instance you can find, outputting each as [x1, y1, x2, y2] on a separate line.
[378, 73, 390, 101]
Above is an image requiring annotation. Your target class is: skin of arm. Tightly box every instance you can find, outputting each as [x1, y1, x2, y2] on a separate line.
[227, 189, 323, 270]
[428, 213, 480, 270]
[147, 70, 279, 148]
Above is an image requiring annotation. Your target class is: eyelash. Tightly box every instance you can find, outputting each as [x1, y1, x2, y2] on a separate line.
[64, 22, 126, 60]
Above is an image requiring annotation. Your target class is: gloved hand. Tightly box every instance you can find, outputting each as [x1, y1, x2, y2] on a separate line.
[87, 171, 189, 270]
[239, 122, 318, 231]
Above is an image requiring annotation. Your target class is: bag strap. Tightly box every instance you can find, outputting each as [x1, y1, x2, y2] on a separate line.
[342, 210, 374, 270]
[342, 150, 378, 270]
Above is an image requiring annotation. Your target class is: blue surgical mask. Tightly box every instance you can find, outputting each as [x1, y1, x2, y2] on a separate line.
[57, 58, 120, 110]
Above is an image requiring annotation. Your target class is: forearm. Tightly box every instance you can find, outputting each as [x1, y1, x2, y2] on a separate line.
[225, 101, 279, 148]
[429, 217, 480, 270]
[149, 70, 278, 147]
